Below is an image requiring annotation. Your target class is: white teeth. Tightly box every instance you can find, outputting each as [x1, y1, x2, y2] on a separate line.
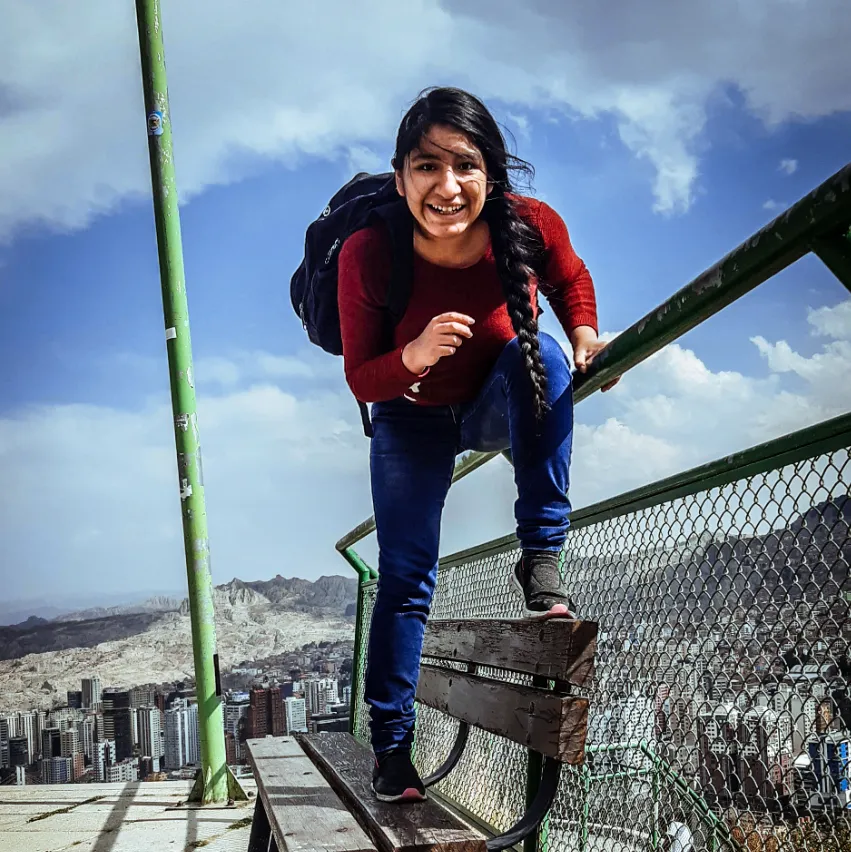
[429, 204, 464, 214]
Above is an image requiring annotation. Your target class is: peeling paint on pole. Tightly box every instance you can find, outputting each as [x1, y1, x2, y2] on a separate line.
[134, 0, 242, 805]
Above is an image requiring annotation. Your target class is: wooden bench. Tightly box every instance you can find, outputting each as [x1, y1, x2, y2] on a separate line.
[246, 616, 597, 852]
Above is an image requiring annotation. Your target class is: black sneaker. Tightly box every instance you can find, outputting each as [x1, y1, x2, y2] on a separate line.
[372, 748, 427, 803]
[512, 551, 576, 619]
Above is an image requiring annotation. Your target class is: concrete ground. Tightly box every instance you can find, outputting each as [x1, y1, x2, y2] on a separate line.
[0, 779, 258, 852]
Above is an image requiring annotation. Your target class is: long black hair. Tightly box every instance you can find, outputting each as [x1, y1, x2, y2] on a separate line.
[392, 87, 549, 421]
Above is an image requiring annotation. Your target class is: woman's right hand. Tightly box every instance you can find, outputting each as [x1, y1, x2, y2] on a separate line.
[402, 312, 475, 375]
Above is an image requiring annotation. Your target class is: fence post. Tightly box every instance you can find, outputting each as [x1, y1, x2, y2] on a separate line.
[579, 764, 591, 852]
[340, 547, 374, 739]
[651, 765, 660, 850]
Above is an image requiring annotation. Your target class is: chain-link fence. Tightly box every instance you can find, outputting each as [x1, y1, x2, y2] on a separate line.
[352, 415, 851, 852]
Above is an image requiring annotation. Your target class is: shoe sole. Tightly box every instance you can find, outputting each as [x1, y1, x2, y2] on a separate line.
[510, 567, 577, 621]
[373, 787, 427, 803]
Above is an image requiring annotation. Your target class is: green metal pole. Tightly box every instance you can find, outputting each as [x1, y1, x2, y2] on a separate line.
[651, 766, 660, 851]
[579, 764, 590, 852]
[134, 0, 240, 805]
[340, 547, 377, 738]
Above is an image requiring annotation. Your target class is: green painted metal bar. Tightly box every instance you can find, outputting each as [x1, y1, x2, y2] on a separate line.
[650, 766, 660, 851]
[340, 547, 377, 736]
[579, 764, 591, 852]
[437, 409, 851, 569]
[340, 545, 378, 582]
[573, 162, 851, 397]
[135, 0, 243, 805]
[585, 741, 644, 753]
[637, 741, 741, 852]
[812, 226, 851, 293]
[585, 768, 653, 781]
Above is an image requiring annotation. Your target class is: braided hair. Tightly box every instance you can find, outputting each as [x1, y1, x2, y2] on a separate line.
[392, 87, 549, 421]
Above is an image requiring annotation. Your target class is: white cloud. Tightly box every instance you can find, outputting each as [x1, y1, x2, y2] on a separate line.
[0, 361, 373, 599]
[1, 0, 849, 240]
[779, 158, 799, 175]
[763, 199, 787, 212]
[195, 349, 334, 390]
[506, 112, 532, 144]
[808, 299, 851, 339]
[345, 145, 385, 176]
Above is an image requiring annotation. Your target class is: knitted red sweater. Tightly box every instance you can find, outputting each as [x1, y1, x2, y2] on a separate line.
[337, 196, 598, 406]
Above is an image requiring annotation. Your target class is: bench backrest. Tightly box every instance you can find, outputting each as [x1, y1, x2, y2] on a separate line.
[415, 618, 597, 764]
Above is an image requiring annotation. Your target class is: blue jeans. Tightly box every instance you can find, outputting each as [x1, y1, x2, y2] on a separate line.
[364, 332, 574, 754]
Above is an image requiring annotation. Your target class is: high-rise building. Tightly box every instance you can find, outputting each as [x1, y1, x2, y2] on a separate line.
[41, 728, 62, 760]
[82, 677, 102, 710]
[80, 716, 97, 761]
[248, 688, 269, 739]
[305, 679, 340, 717]
[164, 701, 199, 770]
[17, 712, 42, 764]
[0, 716, 11, 769]
[130, 685, 158, 708]
[285, 697, 308, 734]
[9, 737, 29, 769]
[105, 757, 139, 783]
[95, 740, 117, 782]
[225, 733, 237, 766]
[270, 687, 286, 736]
[223, 699, 250, 764]
[60, 727, 82, 759]
[137, 708, 164, 772]
[101, 689, 131, 748]
[67, 691, 84, 709]
[40, 756, 73, 784]
[111, 708, 136, 762]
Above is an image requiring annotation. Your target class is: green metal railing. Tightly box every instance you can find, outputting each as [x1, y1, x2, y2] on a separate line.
[340, 164, 851, 851]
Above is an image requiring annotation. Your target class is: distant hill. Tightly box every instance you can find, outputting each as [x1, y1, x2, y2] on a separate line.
[0, 574, 357, 711]
[568, 494, 851, 629]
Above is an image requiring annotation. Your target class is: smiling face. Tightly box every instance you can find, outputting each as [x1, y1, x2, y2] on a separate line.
[395, 123, 491, 242]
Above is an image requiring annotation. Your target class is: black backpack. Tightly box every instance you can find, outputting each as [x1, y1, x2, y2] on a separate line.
[290, 172, 414, 436]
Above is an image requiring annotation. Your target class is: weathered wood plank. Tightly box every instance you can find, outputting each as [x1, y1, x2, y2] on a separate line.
[421, 618, 597, 686]
[246, 736, 376, 852]
[299, 732, 486, 852]
[415, 665, 589, 764]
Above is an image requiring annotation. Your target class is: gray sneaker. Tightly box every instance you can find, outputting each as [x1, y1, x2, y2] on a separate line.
[512, 551, 576, 619]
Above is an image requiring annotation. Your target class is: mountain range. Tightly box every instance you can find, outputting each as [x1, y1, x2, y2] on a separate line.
[0, 575, 358, 711]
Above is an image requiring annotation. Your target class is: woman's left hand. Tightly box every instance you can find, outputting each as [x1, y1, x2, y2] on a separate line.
[569, 326, 620, 392]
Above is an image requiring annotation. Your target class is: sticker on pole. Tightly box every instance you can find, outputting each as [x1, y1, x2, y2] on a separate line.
[147, 110, 164, 136]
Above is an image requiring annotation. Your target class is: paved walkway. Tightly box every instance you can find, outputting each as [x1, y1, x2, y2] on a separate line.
[0, 779, 258, 852]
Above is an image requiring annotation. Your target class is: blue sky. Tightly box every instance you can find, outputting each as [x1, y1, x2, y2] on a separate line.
[1, 0, 850, 607]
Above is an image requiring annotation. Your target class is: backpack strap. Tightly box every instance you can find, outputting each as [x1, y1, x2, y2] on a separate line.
[357, 400, 373, 439]
[372, 200, 414, 323]
[356, 201, 414, 439]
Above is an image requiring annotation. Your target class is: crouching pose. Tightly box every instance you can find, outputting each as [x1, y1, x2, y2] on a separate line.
[337, 86, 612, 802]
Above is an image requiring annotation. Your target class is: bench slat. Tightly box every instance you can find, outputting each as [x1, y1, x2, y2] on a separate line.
[299, 732, 486, 852]
[246, 736, 376, 852]
[422, 618, 597, 685]
[416, 665, 589, 764]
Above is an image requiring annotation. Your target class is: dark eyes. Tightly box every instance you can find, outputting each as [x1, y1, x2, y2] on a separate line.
[415, 161, 479, 172]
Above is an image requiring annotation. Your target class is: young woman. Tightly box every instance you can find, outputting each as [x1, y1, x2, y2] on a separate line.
[338, 87, 614, 803]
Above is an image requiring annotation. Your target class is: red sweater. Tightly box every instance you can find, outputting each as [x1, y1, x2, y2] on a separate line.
[337, 196, 598, 406]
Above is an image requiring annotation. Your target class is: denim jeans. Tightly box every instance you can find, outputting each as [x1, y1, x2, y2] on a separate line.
[364, 332, 574, 754]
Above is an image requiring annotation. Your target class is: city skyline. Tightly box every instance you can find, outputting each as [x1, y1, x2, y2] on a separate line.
[0, 639, 354, 786]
